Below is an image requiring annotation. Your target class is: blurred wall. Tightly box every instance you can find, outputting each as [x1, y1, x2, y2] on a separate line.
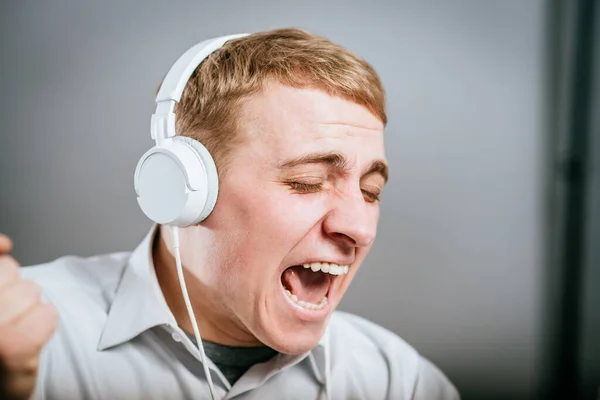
[0, 1, 549, 399]
[581, 85, 600, 398]
[580, 2, 600, 397]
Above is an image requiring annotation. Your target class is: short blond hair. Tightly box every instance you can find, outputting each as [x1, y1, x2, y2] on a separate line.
[174, 28, 387, 175]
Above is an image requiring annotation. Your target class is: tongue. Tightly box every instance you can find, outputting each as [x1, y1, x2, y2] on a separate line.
[282, 265, 332, 304]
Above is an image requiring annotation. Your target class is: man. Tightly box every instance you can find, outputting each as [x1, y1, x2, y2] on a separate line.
[0, 28, 459, 399]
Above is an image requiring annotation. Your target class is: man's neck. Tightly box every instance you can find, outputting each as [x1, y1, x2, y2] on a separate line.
[152, 226, 264, 347]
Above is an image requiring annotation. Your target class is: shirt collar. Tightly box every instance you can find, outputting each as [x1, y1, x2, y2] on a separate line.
[96, 224, 329, 361]
[97, 224, 176, 351]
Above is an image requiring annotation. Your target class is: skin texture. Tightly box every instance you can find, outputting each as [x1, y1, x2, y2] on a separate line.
[154, 82, 388, 355]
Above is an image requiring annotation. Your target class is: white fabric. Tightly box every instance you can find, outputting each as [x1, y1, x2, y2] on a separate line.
[21, 225, 460, 400]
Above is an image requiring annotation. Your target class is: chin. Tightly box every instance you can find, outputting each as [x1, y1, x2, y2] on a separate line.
[266, 295, 336, 354]
[246, 262, 348, 354]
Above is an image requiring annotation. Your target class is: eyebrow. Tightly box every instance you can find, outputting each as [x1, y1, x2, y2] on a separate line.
[278, 151, 388, 183]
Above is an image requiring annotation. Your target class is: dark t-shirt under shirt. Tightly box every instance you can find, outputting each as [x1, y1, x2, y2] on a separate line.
[186, 333, 279, 386]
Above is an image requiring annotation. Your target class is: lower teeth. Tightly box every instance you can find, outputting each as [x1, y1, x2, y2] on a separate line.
[284, 289, 328, 310]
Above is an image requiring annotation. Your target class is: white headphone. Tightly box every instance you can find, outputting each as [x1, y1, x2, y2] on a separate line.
[132, 33, 250, 400]
[134, 33, 249, 227]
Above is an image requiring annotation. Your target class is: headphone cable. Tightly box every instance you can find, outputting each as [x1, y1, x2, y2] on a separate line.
[171, 226, 219, 400]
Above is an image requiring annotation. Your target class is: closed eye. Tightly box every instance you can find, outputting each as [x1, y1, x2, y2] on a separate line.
[286, 181, 323, 193]
[285, 180, 381, 203]
[362, 189, 381, 203]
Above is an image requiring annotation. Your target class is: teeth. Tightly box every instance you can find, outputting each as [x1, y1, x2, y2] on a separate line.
[285, 289, 328, 310]
[302, 262, 350, 275]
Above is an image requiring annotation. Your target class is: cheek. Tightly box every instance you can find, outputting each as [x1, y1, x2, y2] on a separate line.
[223, 181, 326, 243]
[205, 183, 328, 284]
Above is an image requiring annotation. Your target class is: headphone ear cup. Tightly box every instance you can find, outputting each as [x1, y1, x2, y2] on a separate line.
[134, 136, 219, 227]
[173, 136, 219, 224]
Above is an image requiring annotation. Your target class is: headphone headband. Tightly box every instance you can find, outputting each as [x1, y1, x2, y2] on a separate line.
[156, 34, 249, 106]
[150, 33, 249, 144]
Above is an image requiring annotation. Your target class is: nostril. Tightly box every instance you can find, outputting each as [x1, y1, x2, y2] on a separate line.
[322, 207, 377, 248]
[330, 232, 356, 246]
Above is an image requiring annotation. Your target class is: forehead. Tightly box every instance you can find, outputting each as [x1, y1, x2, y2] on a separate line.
[239, 83, 386, 162]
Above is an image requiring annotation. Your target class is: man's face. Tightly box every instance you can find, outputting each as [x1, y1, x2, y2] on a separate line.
[179, 82, 387, 354]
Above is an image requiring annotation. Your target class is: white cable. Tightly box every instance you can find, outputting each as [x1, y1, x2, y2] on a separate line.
[171, 226, 219, 400]
[324, 341, 331, 400]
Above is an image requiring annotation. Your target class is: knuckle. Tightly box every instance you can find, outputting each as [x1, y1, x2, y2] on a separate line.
[42, 305, 59, 337]
[20, 280, 42, 300]
[0, 233, 13, 251]
[0, 330, 28, 364]
[0, 281, 42, 327]
[0, 335, 40, 372]
[0, 315, 50, 363]
[0, 255, 20, 276]
[0, 254, 19, 268]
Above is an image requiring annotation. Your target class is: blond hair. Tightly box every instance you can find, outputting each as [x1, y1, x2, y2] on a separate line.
[174, 28, 387, 175]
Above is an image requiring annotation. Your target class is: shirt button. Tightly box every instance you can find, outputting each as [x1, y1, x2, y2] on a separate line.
[171, 331, 182, 342]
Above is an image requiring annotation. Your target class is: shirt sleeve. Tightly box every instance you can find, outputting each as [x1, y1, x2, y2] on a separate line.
[412, 357, 460, 400]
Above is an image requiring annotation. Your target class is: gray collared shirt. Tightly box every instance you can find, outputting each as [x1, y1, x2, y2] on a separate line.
[21, 225, 460, 400]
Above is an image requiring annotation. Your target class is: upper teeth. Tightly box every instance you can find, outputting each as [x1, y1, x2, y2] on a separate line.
[303, 262, 349, 275]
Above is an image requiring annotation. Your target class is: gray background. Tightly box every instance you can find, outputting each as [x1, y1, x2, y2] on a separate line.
[0, 1, 568, 399]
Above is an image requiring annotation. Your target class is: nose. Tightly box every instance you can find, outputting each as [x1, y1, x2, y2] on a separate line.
[322, 190, 378, 248]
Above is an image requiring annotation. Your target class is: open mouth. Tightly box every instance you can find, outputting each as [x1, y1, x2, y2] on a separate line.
[280, 262, 349, 311]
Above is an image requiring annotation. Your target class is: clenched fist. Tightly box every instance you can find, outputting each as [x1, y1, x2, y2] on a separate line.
[0, 234, 58, 400]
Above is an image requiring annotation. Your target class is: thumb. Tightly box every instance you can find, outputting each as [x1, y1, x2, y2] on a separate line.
[0, 233, 13, 253]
